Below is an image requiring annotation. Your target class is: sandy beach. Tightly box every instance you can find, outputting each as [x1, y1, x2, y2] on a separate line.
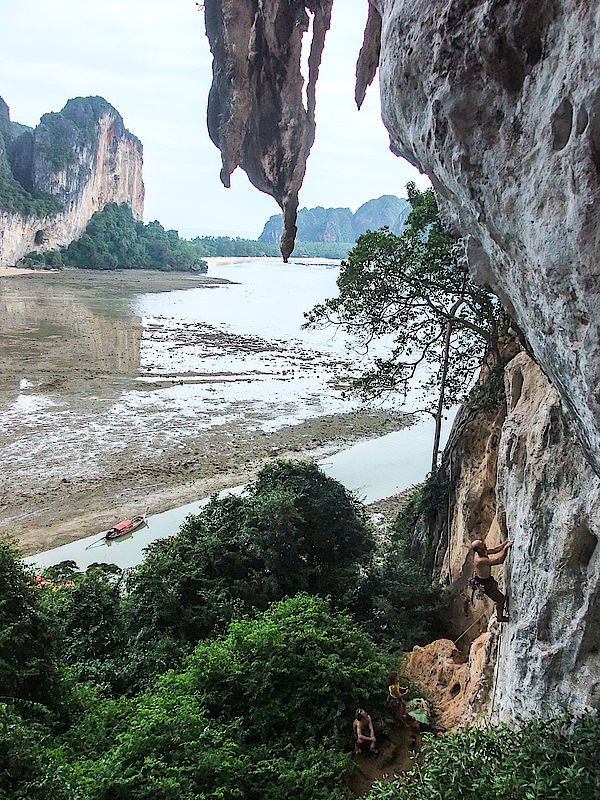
[0, 266, 412, 556]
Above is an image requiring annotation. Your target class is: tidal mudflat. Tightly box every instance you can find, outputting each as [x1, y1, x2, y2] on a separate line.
[1, 263, 413, 555]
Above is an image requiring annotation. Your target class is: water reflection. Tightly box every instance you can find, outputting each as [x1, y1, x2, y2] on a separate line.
[0, 275, 141, 403]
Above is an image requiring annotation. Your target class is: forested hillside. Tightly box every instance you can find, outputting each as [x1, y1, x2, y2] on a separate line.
[20, 203, 208, 272]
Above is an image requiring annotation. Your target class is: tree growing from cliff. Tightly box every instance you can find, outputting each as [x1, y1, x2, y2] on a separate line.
[304, 184, 501, 468]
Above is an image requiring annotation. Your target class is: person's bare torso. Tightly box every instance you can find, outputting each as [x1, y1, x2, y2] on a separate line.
[474, 552, 492, 579]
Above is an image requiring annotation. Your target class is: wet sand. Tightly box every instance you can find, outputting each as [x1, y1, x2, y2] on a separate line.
[9, 409, 411, 556]
[0, 268, 412, 556]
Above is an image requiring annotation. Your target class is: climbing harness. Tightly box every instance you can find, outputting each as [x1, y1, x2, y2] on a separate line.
[468, 575, 489, 604]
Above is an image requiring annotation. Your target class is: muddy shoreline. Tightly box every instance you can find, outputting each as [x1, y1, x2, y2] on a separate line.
[10, 409, 412, 557]
[0, 266, 414, 556]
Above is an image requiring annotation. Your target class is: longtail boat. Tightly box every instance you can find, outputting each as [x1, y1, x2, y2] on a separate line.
[105, 515, 146, 540]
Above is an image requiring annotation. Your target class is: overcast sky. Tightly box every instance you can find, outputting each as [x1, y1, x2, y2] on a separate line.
[1, 0, 430, 239]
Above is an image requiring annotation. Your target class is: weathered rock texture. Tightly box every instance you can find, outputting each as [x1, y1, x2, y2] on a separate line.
[205, 0, 600, 468]
[366, 0, 600, 478]
[204, 0, 600, 723]
[0, 96, 144, 266]
[493, 352, 600, 720]
[403, 634, 498, 729]
[408, 373, 508, 650]
[204, 0, 332, 261]
[412, 352, 600, 722]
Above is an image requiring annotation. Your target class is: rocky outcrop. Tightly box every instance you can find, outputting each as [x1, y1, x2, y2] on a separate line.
[413, 353, 600, 722]
[204, 0, 600, 723]
[403, 635, 498, 729]
[493, 352, 600, 720]
[407, 372, 509, 649]
[363, 0, 600, 478]
[204, 1, 333, 261]
[259, 194, 410, 244]
[0, 96, 144, 266]
[205, 0, 600, 464]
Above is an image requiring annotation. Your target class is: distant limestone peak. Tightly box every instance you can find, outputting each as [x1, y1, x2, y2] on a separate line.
[258, 194, 410, 245]
[0, 95, 144, 266]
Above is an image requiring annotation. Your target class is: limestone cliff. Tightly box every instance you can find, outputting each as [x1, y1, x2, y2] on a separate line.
[0, 96, 144, 266]
[494, 353, 600, 719]
[204, 0, 600, 724]
[407, 351, 600, 723]
[365, 0, 600, 478]
[259, 194, 410, 244]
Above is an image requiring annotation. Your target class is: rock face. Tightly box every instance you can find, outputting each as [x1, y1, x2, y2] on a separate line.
[0, 96, 144, 266]
[259, 194, 410, 244]
[204, 0, 600, 723]
[205, 0, 600, 466]
[411, 352, 600, 723]
[493, 352, 600, 720]
[366, 0, 600, 478]
[363, 2, 600, 721]
[403, 635, 498, 729]
[204, 0, 333, 261]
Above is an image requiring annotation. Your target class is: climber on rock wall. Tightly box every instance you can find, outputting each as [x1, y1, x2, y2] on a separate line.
[470, 539, 513, 622]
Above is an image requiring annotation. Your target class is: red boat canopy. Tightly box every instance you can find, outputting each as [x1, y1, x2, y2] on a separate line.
[112, 519, 132, 532]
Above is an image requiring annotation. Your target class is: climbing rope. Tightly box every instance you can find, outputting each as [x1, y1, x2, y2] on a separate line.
[489, 621, 504, 716]
[452, 611, 487, 646]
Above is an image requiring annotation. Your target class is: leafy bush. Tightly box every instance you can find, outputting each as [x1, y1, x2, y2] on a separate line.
[391, 469, 450, 577]
[20, 248, 65, 266]
[124, 460, 375, 671]
[351, 538, 442, 649]
[55, 596, 374, 800]
[172, 594, 389, 744]
[40, 564, 127, 692]
[367, 712, 600, 800]
[1, 558, 370, 800]
[61, 203, 208, 271]
[465, 361, 507, 413]
[0, 705, 77, 800]
[0, 541, 64, 712]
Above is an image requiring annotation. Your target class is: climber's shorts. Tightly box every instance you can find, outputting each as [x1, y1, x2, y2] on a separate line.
[476, 576, 505, 604]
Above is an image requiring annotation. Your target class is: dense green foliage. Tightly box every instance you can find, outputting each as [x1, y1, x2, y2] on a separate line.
[390, 470, 451, 578]
[0, 542, 64, 712]
[86, 594, 385, 800]
[126, 461, 375, 662]
[21, 203, 208, 271]
[3, 458, 591, 799]
[20, 204, 349, 269]
[304, 184, 500, 410]
[367, 713, 600, 800]
[191, 234, 352, 259]
[0, 461, 444, 799]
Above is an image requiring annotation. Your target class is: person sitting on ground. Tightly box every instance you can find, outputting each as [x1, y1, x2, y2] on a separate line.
[352, 708, 377, 755]
[387, 671, 409, 723]
[470, 538, 513, 622]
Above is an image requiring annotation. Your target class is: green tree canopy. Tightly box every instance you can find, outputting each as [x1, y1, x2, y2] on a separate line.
[124, 460, 375, 670]
[305, 184, 501, 465]
[21, 203, 208, 272]
[0, 541, 64, 712]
